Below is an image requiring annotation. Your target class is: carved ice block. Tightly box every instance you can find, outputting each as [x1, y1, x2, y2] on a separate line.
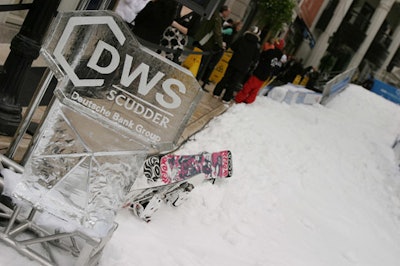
[13, 10, 202, 236]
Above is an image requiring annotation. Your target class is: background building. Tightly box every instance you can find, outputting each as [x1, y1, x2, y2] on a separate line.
[1, 0, 399, 86]
[288, 0, 400, 85]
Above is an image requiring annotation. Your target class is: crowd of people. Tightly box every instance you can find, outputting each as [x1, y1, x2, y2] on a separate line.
[116, 0, 320, 105]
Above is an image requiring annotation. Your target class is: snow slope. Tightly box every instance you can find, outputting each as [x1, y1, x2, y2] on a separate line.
[1, 84, 400, 266]
[101, 84, 400, 266]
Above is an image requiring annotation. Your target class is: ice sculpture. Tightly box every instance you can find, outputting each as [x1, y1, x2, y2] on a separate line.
[13, 10, 203, 236]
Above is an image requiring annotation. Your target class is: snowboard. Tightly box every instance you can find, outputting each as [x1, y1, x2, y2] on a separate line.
[145, 150, 233, 184]
[124, 150, 232, 222]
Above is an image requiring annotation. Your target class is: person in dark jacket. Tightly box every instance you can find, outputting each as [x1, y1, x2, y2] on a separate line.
[193, 5, 231, 84]
[235, 39, 285, 104]
[278, 56, 304, 84]
[193, 5, 230, 53]
[222, 20, 242, 48]
[132, 0, 178, 44]
[212, 26, 261, 103]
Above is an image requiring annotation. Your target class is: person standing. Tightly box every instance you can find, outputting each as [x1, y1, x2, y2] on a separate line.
[159, 4, 201, 64]
[212, 26, 261, 103]
[223, 20, 243, 49]
[262, 38, 275, 51]
[193, 5, 231, 84]
[131, 0, 178, 44]
[114, 0, 150, 24]
[235, 39, 285, 104]
[278, 56, 304, 84]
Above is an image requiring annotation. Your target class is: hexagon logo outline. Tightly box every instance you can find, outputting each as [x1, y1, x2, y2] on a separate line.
[53, 16, 126, 87]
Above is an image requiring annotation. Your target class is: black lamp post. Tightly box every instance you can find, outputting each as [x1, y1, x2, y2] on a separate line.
[0, 0, 60, 136]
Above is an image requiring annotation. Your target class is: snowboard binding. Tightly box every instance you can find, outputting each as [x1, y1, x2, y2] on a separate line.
[129, 181, 194, 222]
[164, 182, 195, 207]
[130, 193, 163, 222]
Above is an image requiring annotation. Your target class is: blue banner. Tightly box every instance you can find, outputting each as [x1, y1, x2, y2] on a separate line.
[321, 68, 356, 104]
[371, 79, 400, 105]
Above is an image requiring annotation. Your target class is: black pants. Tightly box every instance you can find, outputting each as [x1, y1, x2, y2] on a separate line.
[213, 66, 245, 101]
[199, 50, 224, 83]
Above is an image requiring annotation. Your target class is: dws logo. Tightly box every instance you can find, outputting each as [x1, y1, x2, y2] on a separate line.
[54, 16, 126, 87]
[53, 15, 186, 110]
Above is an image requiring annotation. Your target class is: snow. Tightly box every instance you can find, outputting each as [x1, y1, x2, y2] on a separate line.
[1, 83, 400, 265]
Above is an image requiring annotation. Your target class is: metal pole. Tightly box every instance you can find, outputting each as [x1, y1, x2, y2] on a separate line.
[6, 68, 54, 160]
[0, 0, 61, 136]
[3, 0, 117, 158]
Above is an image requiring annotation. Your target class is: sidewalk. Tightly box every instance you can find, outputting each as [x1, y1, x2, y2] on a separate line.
[0, 22, 17, 65]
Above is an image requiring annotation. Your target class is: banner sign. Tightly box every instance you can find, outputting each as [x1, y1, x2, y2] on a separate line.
[321, 67, 356, 104]
[14, 11, 202, 236]
[267, 84, 322, 105]
[371, 79, 400, 105]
